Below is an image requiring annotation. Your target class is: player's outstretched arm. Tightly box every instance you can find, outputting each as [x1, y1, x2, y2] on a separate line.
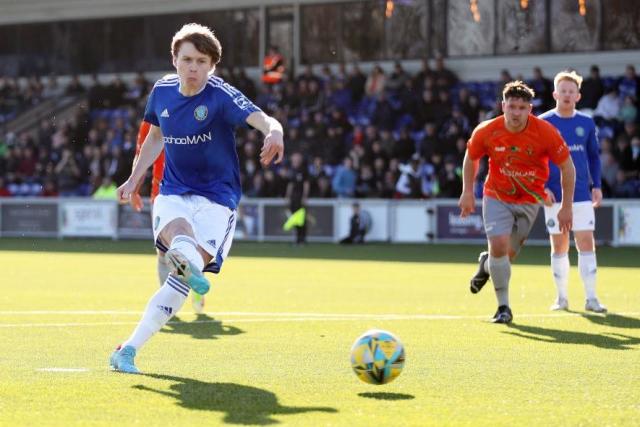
[458, 151, 478, 218]
[246, 111, 284, 166]
[556, 157, 576, 233]
[117, 125, 163, 203]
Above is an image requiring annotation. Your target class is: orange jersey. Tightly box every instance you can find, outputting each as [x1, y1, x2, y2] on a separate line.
[467, 114, 570, 204]
[135, 120, 165, 201]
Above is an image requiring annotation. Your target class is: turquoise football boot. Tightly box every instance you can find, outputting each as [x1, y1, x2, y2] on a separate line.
[109, 345, 140, 374]
[165, 249, 210, 295]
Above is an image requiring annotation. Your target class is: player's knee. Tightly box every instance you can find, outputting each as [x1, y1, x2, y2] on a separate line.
[488, 236, 510, 257]
[575, 232, 595, 253]
[160, 218, 194, 243]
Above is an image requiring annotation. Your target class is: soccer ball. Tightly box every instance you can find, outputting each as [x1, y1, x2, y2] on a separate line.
[350, 329, 405, 385]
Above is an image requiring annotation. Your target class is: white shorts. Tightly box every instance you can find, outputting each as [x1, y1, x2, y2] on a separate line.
[153, 194, 237, 273]
[544, 201, 595, 234]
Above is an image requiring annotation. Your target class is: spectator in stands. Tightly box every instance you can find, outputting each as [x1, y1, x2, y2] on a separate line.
[88, 75, 106, 110]
[386, 61, 409, 96]
[496, 69, 513, 101]
[55, 148, 81, 197]
[65, 75, 86, 96]
[530, 67, 554, 112]
[433, 55, 458, 92]
[577, 65, 604, 111]
[355, 163, 379, 198]
[0, 177, 9, 197]
[612, 170, 638, 198]
[412, 58, 433, 92]
[365, 65, 386, 98]
[347, 63, 367, 104]
[107, 76, 127, 108]
[619, 95, 638, 124]
[393, 127, 416, 162]
[395, 155, 421, 198]
[594, 87, 621, 123]
[371, 92, 396, 131]
[232, 67, 257, 100]
[42, 75, 64, 99]
[438, 155, 462, 198]
[332, 157, 357, 197]
[93, 176, 117, 199]
[262, 45, 286, 86]
[297, 64, 321, 88]
[41, 179, 58, 197]
[124, 72, 149, 107]
[618, 65, 640, 101]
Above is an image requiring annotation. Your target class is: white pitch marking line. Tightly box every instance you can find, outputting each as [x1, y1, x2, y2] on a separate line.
[1, 312, 638, 328]
[36, 368, 90, 373]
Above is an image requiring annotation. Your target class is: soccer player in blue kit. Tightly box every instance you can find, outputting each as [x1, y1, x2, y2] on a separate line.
[541, 71, 607, 314]
[110, 23, 284, 373]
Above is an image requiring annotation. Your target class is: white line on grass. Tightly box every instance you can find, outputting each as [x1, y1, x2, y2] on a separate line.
[1, 311, 638, 328]
[36, 368, 90, 372]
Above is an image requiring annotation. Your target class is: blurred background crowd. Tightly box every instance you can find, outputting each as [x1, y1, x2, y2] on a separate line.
[0, 59, 639, 199]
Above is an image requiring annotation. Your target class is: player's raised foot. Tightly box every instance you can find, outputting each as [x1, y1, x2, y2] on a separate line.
[550, 297, 569, 311]
[491, 305, 513, 324]
[585, 298, 607, 314]
[109, 345, 140, 374]
[192, 292, 205, 314]
[470, 251, 490, 294]
[165, 248, 210, 295]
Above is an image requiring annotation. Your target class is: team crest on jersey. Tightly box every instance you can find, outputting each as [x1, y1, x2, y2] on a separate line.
[546, 219, 555, 228]
[194, 105, 208, 121]
[575, 126, 585, 137]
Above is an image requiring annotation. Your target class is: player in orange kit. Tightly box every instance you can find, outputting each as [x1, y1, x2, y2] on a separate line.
[130, 119, 205, 313]
[459, 81, 575, 323]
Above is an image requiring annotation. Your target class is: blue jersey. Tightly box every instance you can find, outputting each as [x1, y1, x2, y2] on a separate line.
[540, 109, 601, 203]
[144, 75, 260, 210]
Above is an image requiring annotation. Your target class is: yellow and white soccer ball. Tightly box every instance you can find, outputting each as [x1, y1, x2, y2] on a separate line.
[350, 329, 405, 385]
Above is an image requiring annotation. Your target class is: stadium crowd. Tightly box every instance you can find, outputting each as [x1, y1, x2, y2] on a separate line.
[0, 61, 639, 199]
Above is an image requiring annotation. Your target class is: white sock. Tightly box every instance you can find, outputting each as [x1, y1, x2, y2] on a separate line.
[157, 255, 171, 287]
[170, 235, 205, 272]
[578, 251, 598, 300]
[122, 275, 189, 350]
[551, 253, 570, 300]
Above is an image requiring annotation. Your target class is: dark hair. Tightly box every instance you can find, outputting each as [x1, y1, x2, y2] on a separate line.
[171, 23, 222, 65]
[502, 81, 535, 102]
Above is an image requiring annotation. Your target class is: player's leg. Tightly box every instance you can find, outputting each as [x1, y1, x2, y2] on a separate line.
[487, 234, 513, 323]
[110, 196, 207, 373]
[161, 218, 211, 295]
[156, 250, 171, 287]
[544, 203, 570, 310]
[572, 201, 606, 313]
[575, 231, 606, 313]
[481, 197, 516, 323]
[549, 233, 570, 310]
[193, 197, 237, 279]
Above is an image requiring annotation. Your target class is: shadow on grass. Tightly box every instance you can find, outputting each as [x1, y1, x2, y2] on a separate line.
[580, 313, 640, 329]
[358, 392, 415, 401]
[134, 373, 337, 425]
[503, 323, 640, 350]
[3, 238, 640, 267]
[161, 314, 244, 340]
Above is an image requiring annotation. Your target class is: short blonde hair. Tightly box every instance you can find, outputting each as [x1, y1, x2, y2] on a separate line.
[554, 70, 583, 90]
[171, 23, 222, 65]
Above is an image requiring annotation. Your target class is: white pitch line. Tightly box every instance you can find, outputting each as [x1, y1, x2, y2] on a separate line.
[1, 312, 638, 328]
[36, 368, 90, 373]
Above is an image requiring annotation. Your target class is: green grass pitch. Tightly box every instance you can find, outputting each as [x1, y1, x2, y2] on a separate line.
[1, 238, 639, 426]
